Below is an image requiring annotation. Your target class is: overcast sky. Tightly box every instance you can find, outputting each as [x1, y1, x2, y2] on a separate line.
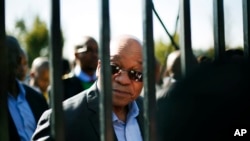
[6, 0, 243, 60]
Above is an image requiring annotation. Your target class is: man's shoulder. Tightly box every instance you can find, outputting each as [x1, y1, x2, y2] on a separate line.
[22, 83, 43, 96]
[62, 73, 82, 86]
[63, 90, 88, 105]
[21, 83, 49, 110]
[63, 84, 99, 108]
[62, 72, 78, 81]
[136, 96, 143, 102]
[135, 96, 144, 109]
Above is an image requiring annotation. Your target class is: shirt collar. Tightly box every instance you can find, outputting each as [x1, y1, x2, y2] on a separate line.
[112, 101, 139, 122]
[8, 79, 26, 100]
[17, 80, 26, 98]
[74, 65, 97, 82]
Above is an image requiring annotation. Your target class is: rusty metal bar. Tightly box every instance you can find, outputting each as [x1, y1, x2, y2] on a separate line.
[213, 0, 226, 62]
[50, 0, 65, 140]
[142, 0, 157, 141]
[242, 0, 250, 61]
[0, 0, 9, 140]
[99, 0, 113, 141]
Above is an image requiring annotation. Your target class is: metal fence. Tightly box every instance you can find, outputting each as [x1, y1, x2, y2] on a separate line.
[1, 0, 250, 141]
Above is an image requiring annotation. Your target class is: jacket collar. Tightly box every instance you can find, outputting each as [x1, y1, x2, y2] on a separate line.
[86, 83, 144, 141]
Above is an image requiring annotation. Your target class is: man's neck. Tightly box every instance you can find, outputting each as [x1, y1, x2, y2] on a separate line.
[113, 106, 128, 122]
[8, 79, 19, 98]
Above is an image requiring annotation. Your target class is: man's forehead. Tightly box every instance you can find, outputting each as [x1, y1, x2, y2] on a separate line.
[110, 40, 142, 54]
[110, 55, 143, 66]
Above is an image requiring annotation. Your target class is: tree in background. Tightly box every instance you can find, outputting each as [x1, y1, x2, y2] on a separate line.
[25, 16, 49, 66]
[154, 39, 175, 66]
[8, 15, 49, 67]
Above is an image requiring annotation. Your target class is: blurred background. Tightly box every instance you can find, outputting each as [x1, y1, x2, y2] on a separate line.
[6, 0, 243, 67]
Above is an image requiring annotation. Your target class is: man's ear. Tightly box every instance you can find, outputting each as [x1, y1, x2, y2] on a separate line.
[30, 71, 35, 78]
[74, 52, 78, 59]
[96, 60, 101, 77]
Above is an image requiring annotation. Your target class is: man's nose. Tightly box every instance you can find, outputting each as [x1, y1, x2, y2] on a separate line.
[114, 70, 131, 84]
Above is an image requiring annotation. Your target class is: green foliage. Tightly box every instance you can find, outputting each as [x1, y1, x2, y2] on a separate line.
[9, 15, 65, 67]
[206, 47, 215, 59]
[154, 39, 175, 66]
[15, 19, 26, 33]
[25, 16, 49, 66]
[193, 47, 214, 59]
[10, 19, 27, 48]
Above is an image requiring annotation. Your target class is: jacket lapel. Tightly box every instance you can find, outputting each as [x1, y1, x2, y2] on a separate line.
[87, 84, 118, 141]
[87, 84, 100, 136]
[87, 84, 144, 141]
[136, 97, 144, 140]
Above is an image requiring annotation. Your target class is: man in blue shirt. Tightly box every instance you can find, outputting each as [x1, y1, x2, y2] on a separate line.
[32, 34, 144, 141]
[5, 36, 49, 141]
[62, 36, 99, 100]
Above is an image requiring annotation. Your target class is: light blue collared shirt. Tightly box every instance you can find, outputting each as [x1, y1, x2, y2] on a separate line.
[74, 65, 97, 82]
[8, 80, 36, 141]
[112, 101, 143, 141]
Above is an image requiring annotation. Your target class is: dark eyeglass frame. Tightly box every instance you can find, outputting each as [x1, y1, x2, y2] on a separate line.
[111, 64, 143, 82]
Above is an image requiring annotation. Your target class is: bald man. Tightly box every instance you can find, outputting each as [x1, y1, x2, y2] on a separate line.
[29, 57, 50, 102]
[32, 35, 144, 141]
[159, 50, 182, 95]
[157, 50, 198, 98]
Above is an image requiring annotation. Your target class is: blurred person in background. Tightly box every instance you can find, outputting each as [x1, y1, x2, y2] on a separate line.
[29, 57, 50, 103]
[62, 36, 99, 100]
[4, 35, 49, 141]
[16, 48, 29, 83]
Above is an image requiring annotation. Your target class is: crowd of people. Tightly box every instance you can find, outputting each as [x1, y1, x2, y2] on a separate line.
[1, 34, 249, 141]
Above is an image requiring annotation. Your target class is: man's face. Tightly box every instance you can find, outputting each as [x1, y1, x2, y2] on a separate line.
[35, 69, 50, 93]
[75, 39, 98, 72]
[97, 37, 143, 107]
[17, 54, 29, 81]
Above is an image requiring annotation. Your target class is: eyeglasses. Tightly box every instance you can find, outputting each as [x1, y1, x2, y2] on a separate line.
[111, 64, 143, 82]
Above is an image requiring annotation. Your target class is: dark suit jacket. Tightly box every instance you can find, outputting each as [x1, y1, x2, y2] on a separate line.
[62, 74, 86, 100]
[32, 83, 144, 141]
[8, 83, 49, 141]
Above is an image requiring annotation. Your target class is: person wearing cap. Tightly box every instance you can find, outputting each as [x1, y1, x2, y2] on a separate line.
[32, 34, 144, 141]
[62, 36, 99, 100]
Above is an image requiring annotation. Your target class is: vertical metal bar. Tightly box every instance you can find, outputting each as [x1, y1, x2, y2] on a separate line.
[142, 0, 156, 141]
[99, 0, 113, 141]
[242, 0, 250, 61]
[50, 0, 65, 140]
[213, 0, 226, 62]
[0, 0, 9, 140]
[179, 0, 194, 77]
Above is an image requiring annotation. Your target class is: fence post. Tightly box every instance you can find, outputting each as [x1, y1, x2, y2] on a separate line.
[99, 0, 113, 141]
[242, 0, 250, 61]
[179, 0, 194, 77]
[50, 0, 65, 140]
[213, 0, 226, 62]
[0, 0, 9, 140]
[142, 0, 157, 141]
